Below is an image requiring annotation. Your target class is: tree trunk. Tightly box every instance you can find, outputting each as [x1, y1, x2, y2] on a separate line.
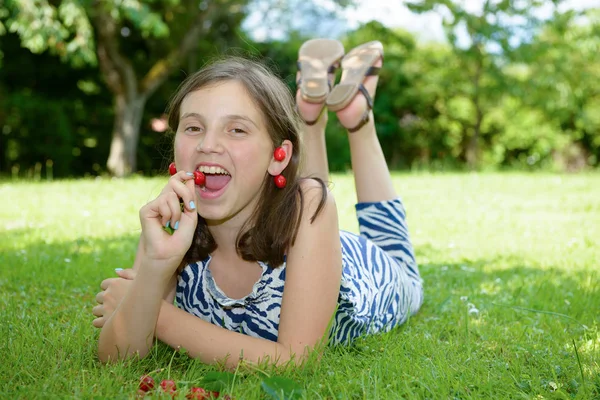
[466, 43, 484, 170]
[466, 108, 483, 169]
[107, 94, 147, 177]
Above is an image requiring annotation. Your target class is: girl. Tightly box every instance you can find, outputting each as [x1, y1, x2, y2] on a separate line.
[92, 39, 423, 367]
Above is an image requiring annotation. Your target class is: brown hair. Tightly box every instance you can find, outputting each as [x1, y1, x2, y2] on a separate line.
[166, 56, 326, 267]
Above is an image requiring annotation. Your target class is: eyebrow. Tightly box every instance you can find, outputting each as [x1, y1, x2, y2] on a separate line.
[180, 112, 259, 129]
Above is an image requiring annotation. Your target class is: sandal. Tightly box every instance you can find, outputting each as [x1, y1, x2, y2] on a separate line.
[325, 41, 384, 132]
[296, 39, 345, 124]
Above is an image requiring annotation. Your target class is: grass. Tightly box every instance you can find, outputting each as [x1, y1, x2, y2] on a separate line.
[1, 172, 599, 399]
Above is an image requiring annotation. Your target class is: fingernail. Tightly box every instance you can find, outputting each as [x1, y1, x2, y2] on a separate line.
[189, 201, 196, 210]
[115, 268, 123, 272]
[186, 172, 194, 176]
[166, 221, 170, 228]
[174, 221, 179, 230]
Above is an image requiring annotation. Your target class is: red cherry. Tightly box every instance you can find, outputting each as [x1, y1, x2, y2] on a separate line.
[138, 375, 155, 392]
[186, 387, 217, 399]
[273, 147, 286, 162]
[194, 171, 206, 186]
[160, 379, 177, 397]
[169, 162, 177, 176]
[274, 174, 286, 188]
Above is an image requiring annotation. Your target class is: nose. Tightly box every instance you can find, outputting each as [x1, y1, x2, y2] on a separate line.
[196, 129, 222, 154]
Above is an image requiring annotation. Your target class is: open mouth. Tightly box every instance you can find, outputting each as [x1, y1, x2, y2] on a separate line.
[197, 165, 231, 194]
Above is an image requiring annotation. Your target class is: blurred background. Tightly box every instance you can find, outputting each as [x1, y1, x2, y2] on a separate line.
[0, 0, 598, 178]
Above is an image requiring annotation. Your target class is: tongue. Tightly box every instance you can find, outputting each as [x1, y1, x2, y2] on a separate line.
[205, 174, 231, 191]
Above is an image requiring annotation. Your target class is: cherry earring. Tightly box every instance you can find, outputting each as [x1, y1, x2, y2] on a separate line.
[169, 162, 177, 175]
[274, 174, 287, 188]
[274, 147, 286, 161]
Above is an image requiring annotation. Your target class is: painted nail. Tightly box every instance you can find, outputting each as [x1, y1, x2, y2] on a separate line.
[174, 221, 179, 230]
[166, 221, 170, 228]
[186, 172, 194, 176]
[115, 268, 123, 272]
[189, 201, 196, 210]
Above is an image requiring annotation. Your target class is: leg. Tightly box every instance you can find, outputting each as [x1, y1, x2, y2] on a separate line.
[334, 58, 396, 203]
[295, 92, 330, 182]
[295, 39, 344, 183]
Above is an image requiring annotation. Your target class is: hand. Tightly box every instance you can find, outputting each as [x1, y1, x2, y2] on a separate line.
[92, 268, 136, 328]
[139, 171, 199, 273]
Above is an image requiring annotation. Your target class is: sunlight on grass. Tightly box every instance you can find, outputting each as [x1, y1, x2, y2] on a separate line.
[1, 172, 599, 398]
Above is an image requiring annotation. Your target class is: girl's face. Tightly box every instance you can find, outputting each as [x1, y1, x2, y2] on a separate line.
[174, 80, 277, 226]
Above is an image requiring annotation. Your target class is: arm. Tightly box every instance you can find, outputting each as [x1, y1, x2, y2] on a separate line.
[96, 240, 175, 362]
[96, 172, 197, 363]
[154, 181, 342, 368]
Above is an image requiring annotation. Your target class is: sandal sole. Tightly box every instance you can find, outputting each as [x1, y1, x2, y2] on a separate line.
[298, 39, 345, 104]
[325, 41, 383, 112]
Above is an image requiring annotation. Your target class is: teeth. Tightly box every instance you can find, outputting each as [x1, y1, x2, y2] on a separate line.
[198, 165, 230, 175]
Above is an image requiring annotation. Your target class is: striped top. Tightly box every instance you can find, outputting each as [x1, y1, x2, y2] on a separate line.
[176, 198, 423, 345]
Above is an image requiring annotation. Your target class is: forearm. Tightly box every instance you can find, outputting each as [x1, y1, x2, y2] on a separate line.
[156, 301, 298, 369]
[98, 272, 167, 363]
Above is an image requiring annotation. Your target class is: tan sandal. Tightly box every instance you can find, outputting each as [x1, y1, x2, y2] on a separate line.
[297, 39, 345, 105]
[325, 41, 383, 132]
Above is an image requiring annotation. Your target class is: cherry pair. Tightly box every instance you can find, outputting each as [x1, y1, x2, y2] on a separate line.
[169, 147, 287, 188]
[169, 163, 206, 186]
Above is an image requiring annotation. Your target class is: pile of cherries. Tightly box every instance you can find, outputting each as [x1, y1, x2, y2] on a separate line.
[138, 374, 231, 399]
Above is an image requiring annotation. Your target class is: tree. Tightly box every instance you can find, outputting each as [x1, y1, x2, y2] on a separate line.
[406, 0, 566, 168]
[1, 0, 246, 176]
[516, 8, 600, 169]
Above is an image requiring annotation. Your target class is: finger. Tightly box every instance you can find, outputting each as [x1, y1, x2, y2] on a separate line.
[93, 317, 105, 328]
[100, 278, 115, 290]
[167, 175, 197, 211]
[165, 192, 183, 230]
[157, 198, 173, 228]
[162, 171, 195, 193]
[92, 305, 103, 317]
[173, 178, 199, 238]
[95, 291, 104, 304]
[115, 268, 136, 280]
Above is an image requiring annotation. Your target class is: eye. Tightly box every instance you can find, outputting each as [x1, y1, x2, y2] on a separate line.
[184, 125, 203, 135]
[229, 127, 247, 135]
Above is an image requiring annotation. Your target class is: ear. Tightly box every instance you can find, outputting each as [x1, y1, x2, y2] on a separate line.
[268, 140, 293, 176]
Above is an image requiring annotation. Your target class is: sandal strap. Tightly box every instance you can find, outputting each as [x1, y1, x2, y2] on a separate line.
[365, 66, 381, 76]
[296, 104, 326, 126]
[347, 84, 373, 133]
[357, 83, 373, 110]
[347, 110, 370, 133]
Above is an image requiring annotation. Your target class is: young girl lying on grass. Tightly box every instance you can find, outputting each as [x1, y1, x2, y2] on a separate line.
[92, 39, 423, 368]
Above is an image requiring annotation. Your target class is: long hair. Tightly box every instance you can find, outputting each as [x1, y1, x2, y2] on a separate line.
[166, 57, 326, 268]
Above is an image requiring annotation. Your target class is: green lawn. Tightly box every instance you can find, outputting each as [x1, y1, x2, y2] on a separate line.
[1, 173, 599, 399]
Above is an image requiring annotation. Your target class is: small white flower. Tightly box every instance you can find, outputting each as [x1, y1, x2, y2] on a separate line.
[468, 307, 480, 316]
[64, 258, 71, 263]
[460, 296, 468, 302]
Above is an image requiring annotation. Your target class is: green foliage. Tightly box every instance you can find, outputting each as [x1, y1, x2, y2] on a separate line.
[2, 0, 95, 67]
[1, 0, 599, 176]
